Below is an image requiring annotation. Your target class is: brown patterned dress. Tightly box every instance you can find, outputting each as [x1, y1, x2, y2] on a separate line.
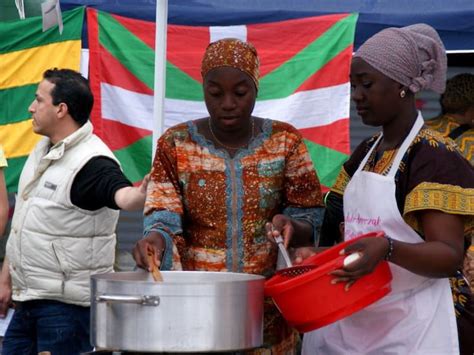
[144, 118, 323, 353]
[329, 127, 473, 234]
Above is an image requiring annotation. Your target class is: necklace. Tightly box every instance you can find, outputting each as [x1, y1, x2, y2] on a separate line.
[208, 118, 255, 150]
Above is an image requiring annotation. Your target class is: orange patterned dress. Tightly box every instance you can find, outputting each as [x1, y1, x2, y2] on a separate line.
[426, 115, 473, 164]
[144, 118, 323, 353]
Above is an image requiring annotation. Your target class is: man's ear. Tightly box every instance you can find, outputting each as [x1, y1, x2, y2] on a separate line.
[56, 102, 68, 118]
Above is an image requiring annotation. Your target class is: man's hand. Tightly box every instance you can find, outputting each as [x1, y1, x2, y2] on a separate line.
[0, 281, 12, 318]
[139, 173, 150, 194]
[0, 259, 12, 318]
[115, 173, 150, 211]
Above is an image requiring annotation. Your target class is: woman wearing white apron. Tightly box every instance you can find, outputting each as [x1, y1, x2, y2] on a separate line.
[301, 24, 474, 354]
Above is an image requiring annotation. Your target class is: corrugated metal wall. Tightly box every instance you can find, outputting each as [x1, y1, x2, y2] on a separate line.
[115, 211, 143, 270]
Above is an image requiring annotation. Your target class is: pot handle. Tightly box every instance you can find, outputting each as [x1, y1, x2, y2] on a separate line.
[96, 294, 160, 306]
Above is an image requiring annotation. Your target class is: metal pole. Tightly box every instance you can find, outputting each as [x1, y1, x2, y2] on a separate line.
[152, 0, 168, 160]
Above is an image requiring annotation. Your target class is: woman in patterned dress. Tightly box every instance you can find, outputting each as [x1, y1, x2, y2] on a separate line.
[426, 73, 474, 165]
[426, 73, 474, 354]
[133, 38, 324, 353]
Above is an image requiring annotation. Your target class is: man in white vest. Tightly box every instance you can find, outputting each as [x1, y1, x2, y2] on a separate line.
[0, 68, 148, 354]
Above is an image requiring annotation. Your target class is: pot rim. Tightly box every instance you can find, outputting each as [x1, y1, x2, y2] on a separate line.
[91, 270, 266, 286]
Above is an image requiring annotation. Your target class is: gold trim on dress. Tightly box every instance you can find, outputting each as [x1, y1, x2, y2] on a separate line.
[404, 181, 474, 233]
[331, 167, 350, 195]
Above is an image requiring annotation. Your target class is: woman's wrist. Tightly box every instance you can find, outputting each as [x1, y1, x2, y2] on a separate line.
[146, 231, 166, 255]
[383, 235, 394, 261]
[289, 218, 315, 247]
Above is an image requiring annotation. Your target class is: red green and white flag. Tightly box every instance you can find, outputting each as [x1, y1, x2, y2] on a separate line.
[87, 9, 358, 190]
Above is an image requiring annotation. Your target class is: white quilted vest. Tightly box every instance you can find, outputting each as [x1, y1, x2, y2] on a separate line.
[6, 121, 120, 306]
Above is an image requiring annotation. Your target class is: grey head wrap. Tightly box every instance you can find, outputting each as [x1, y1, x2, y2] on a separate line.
[354, 23, 447, 94]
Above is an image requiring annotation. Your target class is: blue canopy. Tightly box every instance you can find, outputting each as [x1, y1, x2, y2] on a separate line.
[59, 0, 474, 51]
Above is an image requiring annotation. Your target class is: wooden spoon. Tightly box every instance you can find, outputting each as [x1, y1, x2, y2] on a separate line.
[146, 245, 163, 282]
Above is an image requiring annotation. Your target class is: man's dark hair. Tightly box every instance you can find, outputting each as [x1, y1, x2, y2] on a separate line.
[43, 68, 93, 126]
[440, 73, 474, 115]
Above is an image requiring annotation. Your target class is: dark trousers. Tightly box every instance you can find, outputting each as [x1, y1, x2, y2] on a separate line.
[2, 299, 92, 355]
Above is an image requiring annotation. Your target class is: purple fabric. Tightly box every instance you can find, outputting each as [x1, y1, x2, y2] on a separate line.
[354, 23, 447, 94]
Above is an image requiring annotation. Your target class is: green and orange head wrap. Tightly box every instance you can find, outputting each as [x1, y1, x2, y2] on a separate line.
[201, 38, 260, 90]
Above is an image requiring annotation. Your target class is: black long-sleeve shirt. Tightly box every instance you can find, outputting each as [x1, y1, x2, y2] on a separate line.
[70, 157, 132, 211]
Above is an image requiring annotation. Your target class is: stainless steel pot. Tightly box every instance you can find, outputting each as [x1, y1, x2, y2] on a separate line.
[91, 270, 264, 352]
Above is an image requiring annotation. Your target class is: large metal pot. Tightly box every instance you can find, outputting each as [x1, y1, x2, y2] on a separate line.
[91, 270, 264, 352]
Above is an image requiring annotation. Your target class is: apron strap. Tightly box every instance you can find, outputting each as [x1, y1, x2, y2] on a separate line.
[355, 112, 424, 176]
[387, 112, 424, 178]
[355, 134, 383, 174]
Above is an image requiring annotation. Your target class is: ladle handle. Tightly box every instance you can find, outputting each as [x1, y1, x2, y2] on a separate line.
[275, 235, 293, 268]
[147, 245, 164, 282]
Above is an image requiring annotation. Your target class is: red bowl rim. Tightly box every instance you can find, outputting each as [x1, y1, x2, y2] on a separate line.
[265, 231, 386, 295]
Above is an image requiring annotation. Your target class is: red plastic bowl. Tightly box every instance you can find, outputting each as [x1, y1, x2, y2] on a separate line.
[265, 232, 392, 332]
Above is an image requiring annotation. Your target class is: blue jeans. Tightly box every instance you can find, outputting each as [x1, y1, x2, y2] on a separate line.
[2, 300, 92, 355]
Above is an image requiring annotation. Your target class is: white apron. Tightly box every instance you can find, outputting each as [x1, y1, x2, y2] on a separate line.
[302, 113, 459, 355]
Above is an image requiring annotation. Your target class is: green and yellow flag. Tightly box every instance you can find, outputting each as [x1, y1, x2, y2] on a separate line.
[0, 7, 84, 192]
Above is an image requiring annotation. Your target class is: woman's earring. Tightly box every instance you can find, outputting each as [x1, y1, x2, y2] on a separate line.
[400, 90, 406, 98]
